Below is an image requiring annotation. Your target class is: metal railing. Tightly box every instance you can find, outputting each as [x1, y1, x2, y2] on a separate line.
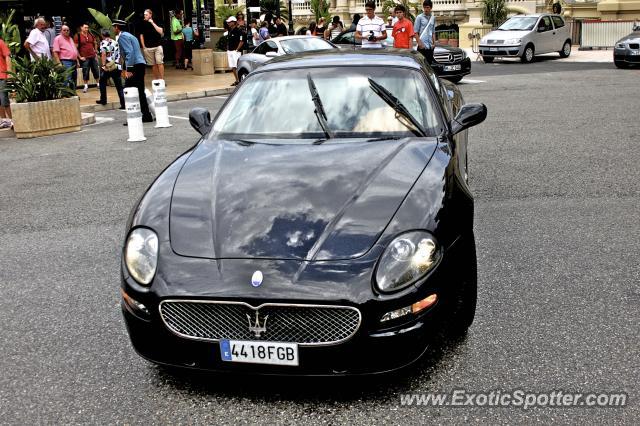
[581, 20, 636, 48]
[468, 27, 492, 54]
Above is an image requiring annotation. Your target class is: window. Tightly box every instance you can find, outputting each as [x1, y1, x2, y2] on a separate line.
[538, 16, 552, 32]
[551, 16, 565, 29]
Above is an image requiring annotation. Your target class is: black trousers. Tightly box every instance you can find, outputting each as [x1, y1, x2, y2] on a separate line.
[418, 47, 434, 65]
[124, 63, 152, 120]
[98, 69, 125, 107]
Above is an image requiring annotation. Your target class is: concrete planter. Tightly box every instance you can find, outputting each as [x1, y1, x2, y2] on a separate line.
[12, 96, 82, 139]
[212, 51, 230, 71]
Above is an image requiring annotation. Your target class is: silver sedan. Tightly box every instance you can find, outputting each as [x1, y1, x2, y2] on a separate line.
[237, 35, 337, 80]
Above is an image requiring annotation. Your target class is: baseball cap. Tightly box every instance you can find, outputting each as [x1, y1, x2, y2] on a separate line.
[111, 19, 127, 27]
[226, 16, 237, 23]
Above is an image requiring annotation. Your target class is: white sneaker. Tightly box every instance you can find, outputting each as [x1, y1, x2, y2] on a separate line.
[83, 84, 88, 93]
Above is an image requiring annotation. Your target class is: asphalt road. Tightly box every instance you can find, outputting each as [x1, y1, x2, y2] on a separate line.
[0, 61, 638, 424]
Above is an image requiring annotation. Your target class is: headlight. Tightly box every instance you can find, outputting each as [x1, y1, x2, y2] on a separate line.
[616, 43, 625, 49]
[124, 228, 159, 285]
[505, 38, 522, 45]
[461, 49, 467, 59]
[375, 231, 441, 293]
[480, 37, 488, 44]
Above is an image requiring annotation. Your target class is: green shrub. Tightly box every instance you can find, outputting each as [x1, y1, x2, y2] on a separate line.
[5, 57, 76, 103]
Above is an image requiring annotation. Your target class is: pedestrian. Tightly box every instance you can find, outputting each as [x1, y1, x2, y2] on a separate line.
[306, 21, 317, 36]
[392, 5, 420, 49]
[182, 21, 198, 70]
[258, 21, 271, 44]
[171, 10, 185, 69]
[249, 19, 260, 48]
[140, 9, 165, 80]
[0, 36, 12, 129]
[43, 17, 56, 57]
[275, 17, 287, 37]
[52, 25, 79, 89]
[24, 17, 51, 61]
[316, 17, 326, 37]
[355, 1, 386, 48]
[96, 29, 125, 109]
[112, 19, 153, 124]
[225, 16, 244, 86]
[349, 14, 361, 31]
[414, 0, 436, 64]
[325, 16, 344, 41]
[74, 23, 100, 93]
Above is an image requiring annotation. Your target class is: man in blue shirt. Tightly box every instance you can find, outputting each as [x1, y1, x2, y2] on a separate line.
[112, 19, 153, 123]
[413, 0, 436, 64]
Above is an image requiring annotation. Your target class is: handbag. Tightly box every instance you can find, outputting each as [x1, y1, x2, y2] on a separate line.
[103, 60, 118, 72]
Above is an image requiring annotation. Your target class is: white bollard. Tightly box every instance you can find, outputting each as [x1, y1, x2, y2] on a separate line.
[145, 88, 156, 118]
[124, 87, 146, 142]
[152, 79, 172, 128]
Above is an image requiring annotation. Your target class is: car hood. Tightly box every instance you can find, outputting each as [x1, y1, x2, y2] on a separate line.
[484, 30, 531, 41]
[617, 32, 640, 43]
[169, 138, 438, 261]
[434, 44, 463, 54]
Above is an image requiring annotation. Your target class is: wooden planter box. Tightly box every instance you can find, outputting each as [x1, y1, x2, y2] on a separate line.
[449, 39, 459, 47]
[212, 51, 230, 72]
[12, 96, 82, 139]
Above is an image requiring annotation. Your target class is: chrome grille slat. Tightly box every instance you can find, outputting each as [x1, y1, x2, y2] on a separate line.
[159, 301, 361, 346]
[433, 52, 464, 63]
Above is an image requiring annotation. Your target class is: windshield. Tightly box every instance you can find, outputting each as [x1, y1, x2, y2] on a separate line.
[499, 17, 538, 31]
[211, 67, 442, 141]
[280, 38, 335, 54]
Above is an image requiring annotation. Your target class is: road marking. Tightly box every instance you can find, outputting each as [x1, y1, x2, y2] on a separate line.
[85, 117, 115, 126]
[168, 115, 189, 120]
[460, 79, 486, 84]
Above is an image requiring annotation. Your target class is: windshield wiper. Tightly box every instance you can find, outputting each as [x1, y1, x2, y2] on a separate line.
[367, 78, 427, 137]
[306, 73, 333, 141]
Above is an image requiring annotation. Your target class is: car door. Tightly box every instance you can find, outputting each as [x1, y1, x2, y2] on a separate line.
[551, 16, 569, 50]
[535, 16, 555, 53]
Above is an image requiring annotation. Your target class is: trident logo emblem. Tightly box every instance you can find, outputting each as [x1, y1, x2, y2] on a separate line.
[246, 311, 269, 338]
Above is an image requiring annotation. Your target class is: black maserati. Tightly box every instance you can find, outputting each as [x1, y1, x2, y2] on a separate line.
[121, 50, 487, 375]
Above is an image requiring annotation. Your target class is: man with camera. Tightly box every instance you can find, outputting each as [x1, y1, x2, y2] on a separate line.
[355, 1, 386, 49]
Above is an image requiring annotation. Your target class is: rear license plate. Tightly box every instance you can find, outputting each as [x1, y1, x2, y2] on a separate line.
[444, 64, 461, 71]
[631, 51, 640, 55]
[489, 47, 498, 52]
[220, 339, 299, 366]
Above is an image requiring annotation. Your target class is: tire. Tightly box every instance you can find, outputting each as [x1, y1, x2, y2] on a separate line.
[447, 233, 478, 337]
[521, 44, 535, 63]
[559, 41, 571, 58]
[445, 76, 463, 84]
[614, 60, 628, 69]
[482, 56, 494, 63]
[238, 69, 249, 81]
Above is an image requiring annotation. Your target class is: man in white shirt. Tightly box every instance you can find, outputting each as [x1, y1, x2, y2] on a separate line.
[355, 1, 387, 48]
[24, 17, 52, 61]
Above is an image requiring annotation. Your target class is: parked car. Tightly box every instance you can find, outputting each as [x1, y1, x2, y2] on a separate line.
[237, 35, 337, 80]
[120, 49, 487, 375]
[613, 23, 640, 68]
[331, 28, 471, 83]
[479, 14, 572, 63]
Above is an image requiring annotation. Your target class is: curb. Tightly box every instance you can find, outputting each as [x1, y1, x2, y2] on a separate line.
[81, 87, 235, 114]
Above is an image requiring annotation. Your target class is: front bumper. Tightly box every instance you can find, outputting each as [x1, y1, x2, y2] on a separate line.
[614, 49, 640, 65]
[479, 45, 523, 58]
[432, 57, 471, 78]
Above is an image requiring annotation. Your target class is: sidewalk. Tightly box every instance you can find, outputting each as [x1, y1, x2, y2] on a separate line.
[76, 67, 237, 113]
[462, 46, 613, 63]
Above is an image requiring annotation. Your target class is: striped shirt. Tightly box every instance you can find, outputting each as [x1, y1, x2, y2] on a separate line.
[356, 15, 386, 48]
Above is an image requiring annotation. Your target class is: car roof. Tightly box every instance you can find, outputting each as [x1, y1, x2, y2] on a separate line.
[270, 35, 326, 42]
[257, 49, 425, 72]
[509, 13, 562, 18]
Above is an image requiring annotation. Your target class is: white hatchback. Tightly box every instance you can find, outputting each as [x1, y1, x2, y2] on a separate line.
[479, 14, 572, 63]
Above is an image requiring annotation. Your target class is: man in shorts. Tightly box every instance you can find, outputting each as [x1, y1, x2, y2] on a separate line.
[226, 16, 244, 86]
[140, 9, 165, 80]
[0, 37, 12, 128]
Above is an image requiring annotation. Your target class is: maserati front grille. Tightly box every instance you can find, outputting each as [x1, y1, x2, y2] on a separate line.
[159, 300, 362, 346]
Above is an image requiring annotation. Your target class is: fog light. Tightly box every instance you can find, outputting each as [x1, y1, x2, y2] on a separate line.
[121, 288, 150, 316]
[380, 293, 438, 322]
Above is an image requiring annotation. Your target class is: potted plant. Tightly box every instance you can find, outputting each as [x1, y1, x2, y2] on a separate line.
[438, 31, 449, 45]
[0, 9, 21, 55]
[5, 57, 82, 139]
[448, 31, 459, 47]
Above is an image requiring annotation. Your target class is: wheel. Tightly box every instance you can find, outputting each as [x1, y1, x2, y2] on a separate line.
[559, 41, 571, 58]
[614, 60, 628, 69]
[521, 44, 535, 63]
[447, 233, 477, 337]
[238, 69, 249, 81]
[482, 56, 494, 63]
[445, 76, 463, 84]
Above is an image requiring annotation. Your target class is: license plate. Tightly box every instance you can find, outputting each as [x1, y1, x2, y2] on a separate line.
[631, 51, 640, 55]
[444, 64, 461, 71]
[489, 47, 498, 52]
[220, 339, 299, 366]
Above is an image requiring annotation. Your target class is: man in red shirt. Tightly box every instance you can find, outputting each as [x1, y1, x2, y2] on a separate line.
[0, 37, 12, 128]
[392, 5, 419, 49]
[74, 23, 99, 93]
[52, 25, 79, 89]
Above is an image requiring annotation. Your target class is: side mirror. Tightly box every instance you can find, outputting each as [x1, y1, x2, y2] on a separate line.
[450, 103, 487, 135]
[189, 107, 212, 136]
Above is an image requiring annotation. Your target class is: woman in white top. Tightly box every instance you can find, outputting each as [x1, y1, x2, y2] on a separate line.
[306, 21, 317, 37]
